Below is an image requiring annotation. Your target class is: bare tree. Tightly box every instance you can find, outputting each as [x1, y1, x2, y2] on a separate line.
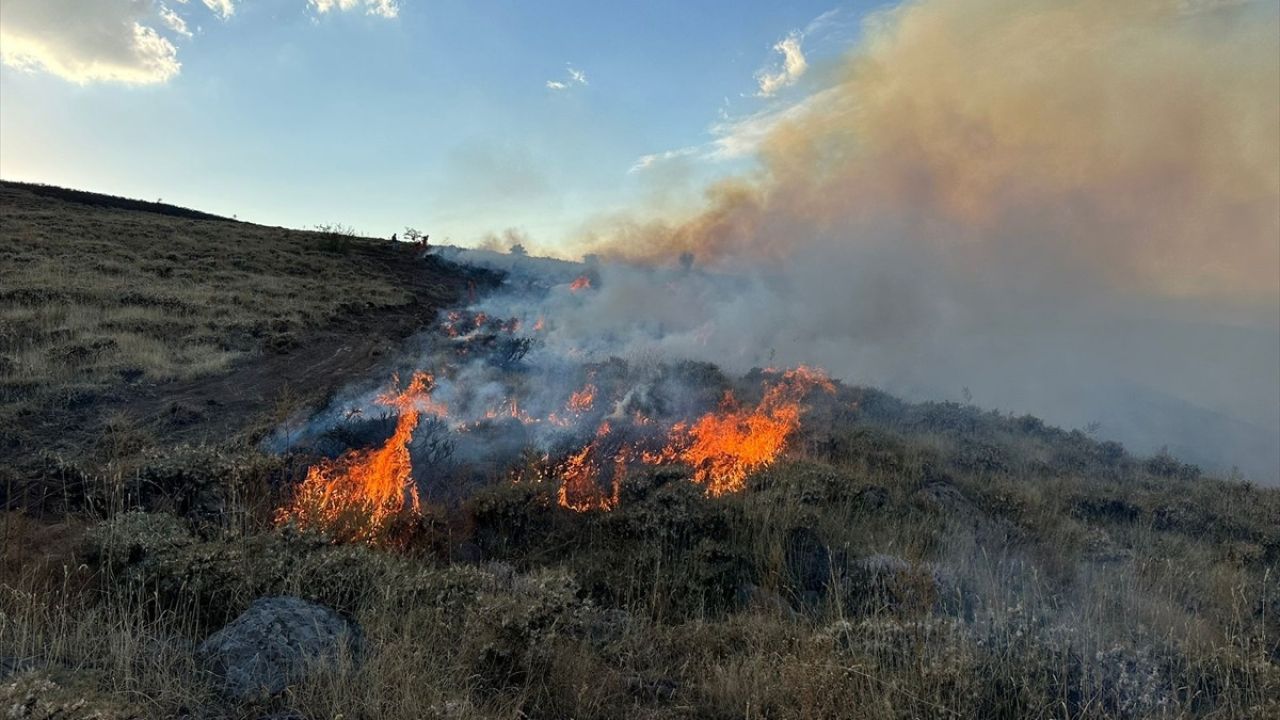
[404, 227, 430, 253]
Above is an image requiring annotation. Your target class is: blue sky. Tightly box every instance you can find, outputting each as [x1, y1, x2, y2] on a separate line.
[0, 0, 873, 248]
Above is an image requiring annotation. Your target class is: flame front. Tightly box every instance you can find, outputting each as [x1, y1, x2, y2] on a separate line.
[278, 362, 833, 529]
[567, 383, 596, 413]
[658, 366, 834, 495]
[568, 275, 592, 292]
[276, 371, 446, 540]
[554, 366, 834, 508]
[557, 421, 624, 511]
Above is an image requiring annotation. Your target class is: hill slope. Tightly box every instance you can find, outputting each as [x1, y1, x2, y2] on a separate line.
[0, 184, 1276, 719]
[0, 180, 493, 501]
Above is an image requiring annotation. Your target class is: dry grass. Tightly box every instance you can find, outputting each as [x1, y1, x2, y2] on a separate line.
[0, 182, 407, 392]
[0, 181, 481, 487]
[3, 437, 1276, 719]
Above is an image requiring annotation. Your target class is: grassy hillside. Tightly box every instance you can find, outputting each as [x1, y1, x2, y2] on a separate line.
[0, 181, 491, 500]
[1, 185, 1276, 719]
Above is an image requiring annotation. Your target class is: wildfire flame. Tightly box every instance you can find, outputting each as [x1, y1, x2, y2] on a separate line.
[552, 366, 834, 509]
[276, 371, 446, 540]
[569, 275, 592, 292]
[557, 421, 625, 512]
[567, 383, 597, 413]
[656, 366, 834, 496]
[277, 357, 833, 529]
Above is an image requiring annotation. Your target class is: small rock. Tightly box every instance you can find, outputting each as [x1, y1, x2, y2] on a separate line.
[198, 596, 360, 701]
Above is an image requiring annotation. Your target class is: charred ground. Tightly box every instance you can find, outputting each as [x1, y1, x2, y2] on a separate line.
[1, 185, 1277, 719]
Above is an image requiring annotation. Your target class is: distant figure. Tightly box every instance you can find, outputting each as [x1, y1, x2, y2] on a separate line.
[421, 233, 430, 252]
[391, 233, 397, 242]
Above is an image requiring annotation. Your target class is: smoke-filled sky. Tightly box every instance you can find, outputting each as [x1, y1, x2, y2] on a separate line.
[564, 0, 1279, 483]
[3, 0, 1278, 480]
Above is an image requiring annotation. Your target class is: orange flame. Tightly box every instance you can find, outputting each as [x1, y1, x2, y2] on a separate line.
[276, 372, 446, 540]
[557, 421, 623, 511]
[567, 383, 597, 413]
[569, 275, 592, 292]
[659, 366, 834, 495]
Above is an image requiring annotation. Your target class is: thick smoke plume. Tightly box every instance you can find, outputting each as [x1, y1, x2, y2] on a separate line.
[568, 0, 1280, 481]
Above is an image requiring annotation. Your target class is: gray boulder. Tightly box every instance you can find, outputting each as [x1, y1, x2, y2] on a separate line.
[198, 596, 360, 701]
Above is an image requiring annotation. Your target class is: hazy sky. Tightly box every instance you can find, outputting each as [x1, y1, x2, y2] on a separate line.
[0, 0, 871, 246]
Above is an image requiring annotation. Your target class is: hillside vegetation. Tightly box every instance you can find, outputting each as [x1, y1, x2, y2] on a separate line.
[0, 181, 488, 499]
[1, 185, 1276, 720]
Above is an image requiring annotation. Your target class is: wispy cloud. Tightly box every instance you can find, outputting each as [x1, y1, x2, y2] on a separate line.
[202, 0, 236, 19]
[629, 7, 856, 174]
[755, 31, 807, 97]
[629, 146, 701, 173]
[629, 86, 834, 173]
[708, 90, 829, 159]
[160, 5, 193, 38]
[309, 0, 400, 19]
[546, 64, 588, 91]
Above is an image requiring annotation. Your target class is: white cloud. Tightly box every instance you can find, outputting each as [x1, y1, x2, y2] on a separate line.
[0, 0, 181, 85]
[0, 0, 403, 86]
[707, 88, 829, 159]
[309, 0, 400, 19]
[755, 31, 807, 97]
[628, 146, 700, 173]
[546, 64, 588, 91]
[160, 5, 193, 37]
[630, 9, 846, 174]
[202, 0, 236, 18]
[629, 88, 833, 173]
